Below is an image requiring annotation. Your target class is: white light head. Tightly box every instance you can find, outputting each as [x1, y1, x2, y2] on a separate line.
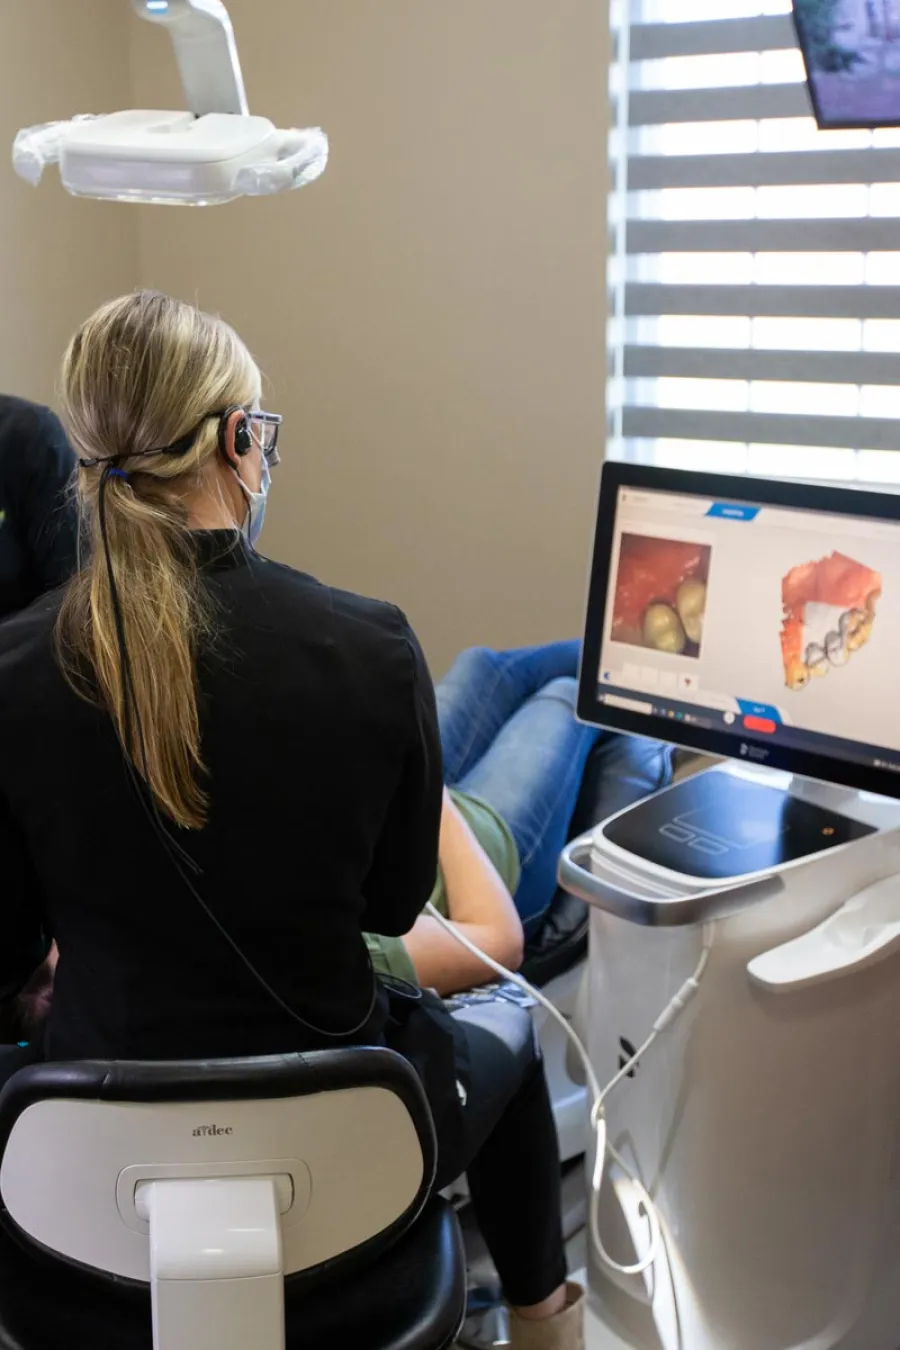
[12, 0, 328, 206]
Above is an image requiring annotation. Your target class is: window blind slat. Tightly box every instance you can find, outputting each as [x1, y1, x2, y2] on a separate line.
[628, 148, 900, 191]
[630, 84, 809, 126]
[609, 4, 900, 488]
[624, 283, 900, 321]
[624, 219, 900, 254]
[625, 0, 794, 20]
[623, 347, 900, 386]
[622, 407, 900, 453]
[630, 15, 796, 61]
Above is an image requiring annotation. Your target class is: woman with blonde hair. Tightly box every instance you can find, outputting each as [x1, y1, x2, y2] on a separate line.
[0, 292, 582, 1349]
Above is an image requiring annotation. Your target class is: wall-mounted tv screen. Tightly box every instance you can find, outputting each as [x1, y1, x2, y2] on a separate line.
[793, 0, 900, 127]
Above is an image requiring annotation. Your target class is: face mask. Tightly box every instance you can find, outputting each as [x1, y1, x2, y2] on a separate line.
[235, 454, 271, 548]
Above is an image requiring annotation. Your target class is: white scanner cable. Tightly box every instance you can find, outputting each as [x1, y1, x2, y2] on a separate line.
[425, 901, 715, 1277]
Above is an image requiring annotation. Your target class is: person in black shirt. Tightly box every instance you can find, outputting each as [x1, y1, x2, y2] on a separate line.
[0, 395, 78, 617]
[0, 292, 582, 1347]
[0, 397, 77, 1044]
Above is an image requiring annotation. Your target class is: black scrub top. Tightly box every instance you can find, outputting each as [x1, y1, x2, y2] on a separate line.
[0, 395, 78, 618]
[0, 533, 443, 1062]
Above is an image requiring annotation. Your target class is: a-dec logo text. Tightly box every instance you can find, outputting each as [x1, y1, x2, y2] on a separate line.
[193, 1124, 233, 1137]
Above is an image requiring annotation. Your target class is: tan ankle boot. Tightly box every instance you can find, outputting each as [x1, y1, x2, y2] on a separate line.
[508, 1281, 584, 1350]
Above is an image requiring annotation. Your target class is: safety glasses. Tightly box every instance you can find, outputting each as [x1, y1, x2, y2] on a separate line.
[247, 409, 283, 466]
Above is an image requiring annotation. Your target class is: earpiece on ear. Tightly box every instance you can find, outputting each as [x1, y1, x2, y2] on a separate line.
[218, 406, 253, 461]
[234, 418, 253, 457]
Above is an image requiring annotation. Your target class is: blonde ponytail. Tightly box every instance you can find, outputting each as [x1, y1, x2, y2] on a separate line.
[56, 291, 261, 830]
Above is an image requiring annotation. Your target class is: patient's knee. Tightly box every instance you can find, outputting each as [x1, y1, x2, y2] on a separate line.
[442, 646, 498, 682]
[534, 676, 578, 709]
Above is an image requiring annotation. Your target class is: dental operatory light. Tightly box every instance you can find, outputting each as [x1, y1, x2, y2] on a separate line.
[12, 0, 328, 206]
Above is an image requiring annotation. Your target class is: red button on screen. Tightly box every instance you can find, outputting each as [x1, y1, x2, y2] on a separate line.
[743, 715, 776, 735]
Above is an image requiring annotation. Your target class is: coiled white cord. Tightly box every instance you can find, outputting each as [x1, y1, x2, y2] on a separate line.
[424, 901, 715, 1277]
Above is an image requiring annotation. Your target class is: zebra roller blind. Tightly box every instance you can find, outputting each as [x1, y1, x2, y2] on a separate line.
[609, 0, 900, 486]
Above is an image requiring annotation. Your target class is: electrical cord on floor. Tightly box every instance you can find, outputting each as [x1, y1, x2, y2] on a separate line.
[424, 901, 715, 1278]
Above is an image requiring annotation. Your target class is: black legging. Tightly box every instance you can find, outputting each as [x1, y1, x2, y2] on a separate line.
[0, 1001, 566, 1309]
[447, 1000, 566, 1308]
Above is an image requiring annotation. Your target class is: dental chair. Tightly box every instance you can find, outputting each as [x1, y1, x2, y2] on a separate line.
[0, 1049, 466, 1350]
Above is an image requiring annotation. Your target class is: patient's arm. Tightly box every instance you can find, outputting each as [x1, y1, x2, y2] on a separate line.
[403, 791, 524, 995]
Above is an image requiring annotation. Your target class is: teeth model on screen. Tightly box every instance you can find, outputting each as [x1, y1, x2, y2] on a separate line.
[780, 552, 882, 692]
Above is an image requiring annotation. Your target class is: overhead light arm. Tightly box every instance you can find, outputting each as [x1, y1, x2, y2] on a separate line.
[132, 0, 248, 117]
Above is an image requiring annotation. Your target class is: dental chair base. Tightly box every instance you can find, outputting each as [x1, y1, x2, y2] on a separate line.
[560, 763, 900, 1350]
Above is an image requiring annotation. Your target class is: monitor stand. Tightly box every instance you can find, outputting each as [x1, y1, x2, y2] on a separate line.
[558, 761, 900, 1350]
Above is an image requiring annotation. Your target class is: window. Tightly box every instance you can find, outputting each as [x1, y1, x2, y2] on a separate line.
[609, 0, 900, 487]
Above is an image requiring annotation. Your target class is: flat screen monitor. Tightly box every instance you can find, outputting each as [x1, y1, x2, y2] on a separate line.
[578, 464, 900, 800]
[793, 0, 900, 128]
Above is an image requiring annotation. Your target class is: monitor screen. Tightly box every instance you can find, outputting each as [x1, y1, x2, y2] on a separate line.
[578, 464, 900, 800]
[793, 0, 900, 128]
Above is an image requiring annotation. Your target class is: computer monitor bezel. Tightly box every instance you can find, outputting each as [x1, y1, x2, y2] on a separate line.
[791, 1, 900, 131]
[578, 462, 900, 801]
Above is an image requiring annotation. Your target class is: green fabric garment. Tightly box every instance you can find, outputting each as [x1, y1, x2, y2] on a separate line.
[364, 789, 521, 985]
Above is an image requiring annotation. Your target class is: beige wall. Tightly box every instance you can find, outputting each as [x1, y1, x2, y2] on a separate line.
[132, 1, 608, 673]
[0, 1, 139, 406]
[1, 3, 607, 672]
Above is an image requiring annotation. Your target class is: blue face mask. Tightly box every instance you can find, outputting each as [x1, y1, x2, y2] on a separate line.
[236, 454, 271, 548]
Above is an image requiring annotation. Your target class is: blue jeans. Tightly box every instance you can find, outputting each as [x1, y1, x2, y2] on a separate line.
[436, 642, 601, 934]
